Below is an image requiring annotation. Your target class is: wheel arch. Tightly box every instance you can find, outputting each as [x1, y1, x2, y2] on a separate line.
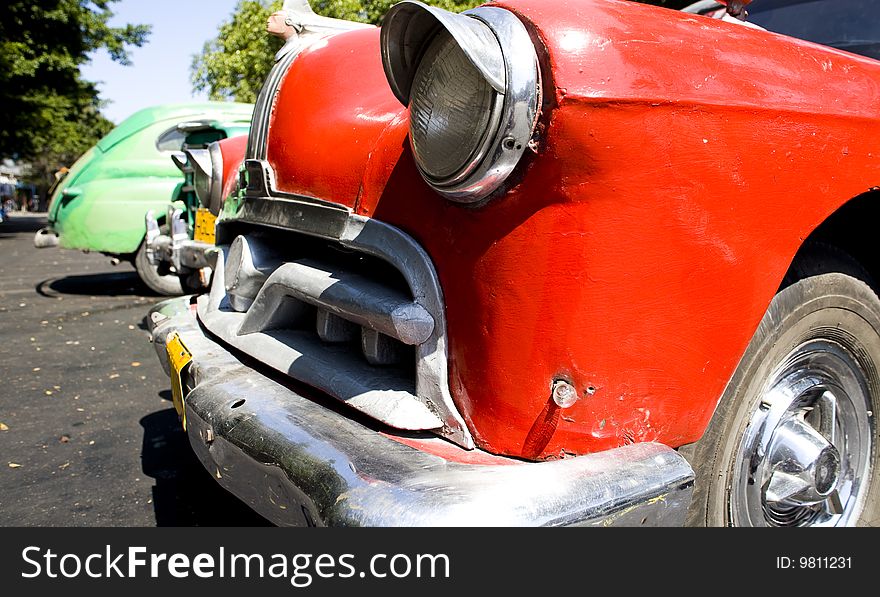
[783, 190, 880, 288]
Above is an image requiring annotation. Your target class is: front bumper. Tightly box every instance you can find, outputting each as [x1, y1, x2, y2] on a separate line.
[145, 209, 215, 272]
[148, 297, 695, 527]
[34, 227, 60, 248]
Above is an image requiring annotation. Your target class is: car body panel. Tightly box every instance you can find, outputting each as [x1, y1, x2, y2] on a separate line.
[221, 0, 880, 460]
[48, 103, 253, 256]
[266, 28, 405, 210]
[220, 135, 249, 200]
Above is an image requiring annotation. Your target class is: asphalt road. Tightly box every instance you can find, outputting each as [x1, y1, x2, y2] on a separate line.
[0, 213, 268, 526]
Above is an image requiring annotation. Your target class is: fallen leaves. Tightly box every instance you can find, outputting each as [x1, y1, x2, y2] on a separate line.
[8, 463, 22, 469]
[0, 423, 8, 431]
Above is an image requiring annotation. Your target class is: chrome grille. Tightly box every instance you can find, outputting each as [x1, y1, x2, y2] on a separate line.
[197, 214, 474, 449]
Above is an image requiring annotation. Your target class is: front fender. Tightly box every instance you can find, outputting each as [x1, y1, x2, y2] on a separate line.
[53, 177, 181, 254]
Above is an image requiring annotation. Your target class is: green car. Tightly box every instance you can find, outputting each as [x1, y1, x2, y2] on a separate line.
[35, 102, 253, 295]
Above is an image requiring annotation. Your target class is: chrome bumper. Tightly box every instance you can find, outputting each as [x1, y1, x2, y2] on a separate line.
[34, 227, 60, 248]
[145, 209, 215, 272]
[148, 297, 695, 527]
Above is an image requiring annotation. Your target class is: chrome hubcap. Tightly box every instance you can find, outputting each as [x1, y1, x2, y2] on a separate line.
[732, 340, 874, 526]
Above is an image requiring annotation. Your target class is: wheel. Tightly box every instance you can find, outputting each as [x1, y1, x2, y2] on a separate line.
[685, 256, 880, 526]
[134, 239, 185, 296]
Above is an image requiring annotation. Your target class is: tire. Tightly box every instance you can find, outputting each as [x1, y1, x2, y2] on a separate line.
[134, 240, 185, 296]
[684, 254, 880, 527]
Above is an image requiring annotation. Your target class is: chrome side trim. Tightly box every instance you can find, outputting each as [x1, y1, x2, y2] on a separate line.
[149, 298, 696, 527]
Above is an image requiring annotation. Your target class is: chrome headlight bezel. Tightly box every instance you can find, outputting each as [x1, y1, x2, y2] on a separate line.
[174, 142, 225, 216]
[382, 1, 541, 204]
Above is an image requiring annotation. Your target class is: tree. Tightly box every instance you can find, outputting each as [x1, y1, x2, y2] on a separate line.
[0, 0, 150, 161]
[0, 0, 149, 198]
[192, 0, 482, 104]
[192, 1, 284, 105]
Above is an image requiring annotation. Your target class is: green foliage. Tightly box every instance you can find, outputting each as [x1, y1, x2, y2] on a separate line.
[192, 0, 482, 104]
[192, 1, 285, 104]
[0, 0, 149, 188]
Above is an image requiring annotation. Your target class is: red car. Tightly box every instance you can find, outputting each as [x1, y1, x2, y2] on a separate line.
[148, 0, 880, 526]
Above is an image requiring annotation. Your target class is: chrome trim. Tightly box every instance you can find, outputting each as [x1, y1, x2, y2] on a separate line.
[185, 144, 224, 216]
[732, 340, 874, 527]
[246, 49, 301, 162]
[224, 235, 279, 312]
[200, 298, 444, 431]
[33, 227, 60, 249]
[199, 235, 450, 436]
[206, 142, 224, 215]
[243, 159, 348, 210]
[381, 3, 541, 203]
[381, 0, 506, 102]
[184, 149, 211, 208]
[145, 209, 217, 272]
[145, 210, 161, 264]
[215, 206, 475, 448]
[237, 260, 435, 346]
[228, 192, 351, 240]
[149, 297, 696, 527]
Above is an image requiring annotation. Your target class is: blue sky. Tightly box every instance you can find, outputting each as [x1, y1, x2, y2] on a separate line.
[81, 0, 243, 124]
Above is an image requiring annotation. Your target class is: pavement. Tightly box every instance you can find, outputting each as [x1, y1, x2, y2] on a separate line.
[0, 213, 268, 526]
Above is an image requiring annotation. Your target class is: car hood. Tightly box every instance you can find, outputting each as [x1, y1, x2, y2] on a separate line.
[264, 27, 407, 213]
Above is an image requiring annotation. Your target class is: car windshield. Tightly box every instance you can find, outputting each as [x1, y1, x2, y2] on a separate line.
[749, 0, 880, 60]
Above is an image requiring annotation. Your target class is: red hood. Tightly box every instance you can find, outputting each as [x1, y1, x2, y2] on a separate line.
[266, 27, 406, 212]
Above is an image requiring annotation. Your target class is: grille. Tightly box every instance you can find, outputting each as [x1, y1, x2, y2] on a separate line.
[197, 220, 473, 448]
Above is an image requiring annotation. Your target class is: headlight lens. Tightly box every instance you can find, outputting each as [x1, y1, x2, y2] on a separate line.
[409, 30, 500, 183]
[381, 2, 540, 204]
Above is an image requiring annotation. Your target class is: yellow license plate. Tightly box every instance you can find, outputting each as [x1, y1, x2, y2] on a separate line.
[166, 332, 193, 429]
[193, 208, 217, 244]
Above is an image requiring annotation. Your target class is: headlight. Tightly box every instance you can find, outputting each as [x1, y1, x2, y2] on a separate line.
[382, 1, 540, 203]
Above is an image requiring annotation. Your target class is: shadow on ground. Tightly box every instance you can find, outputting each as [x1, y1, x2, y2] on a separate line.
[0, 214, 47, 238]
[140, 406, 271, 527]
[36, 271, 155, 298]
